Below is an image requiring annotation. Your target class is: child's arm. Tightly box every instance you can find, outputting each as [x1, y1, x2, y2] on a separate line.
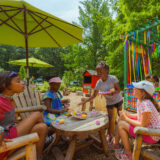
[120, 112, 151, 127]
[121, 111, 137, 119]
[78, 90, 99, 106]
[113, 82, 121, 95]
[44, 98, 67, 114]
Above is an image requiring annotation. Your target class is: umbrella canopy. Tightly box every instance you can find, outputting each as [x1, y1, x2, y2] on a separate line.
[0, 0, 83, 47]
[8, 57, 53, 68]
[0, 0, 83, 85]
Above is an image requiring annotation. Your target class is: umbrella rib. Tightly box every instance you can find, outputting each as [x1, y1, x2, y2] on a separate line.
[0, 5, 81, 29]
[30, 11, 83, 42]
[28, 12, 62, 47]
[0, 9, 24, 34]
[0, 7, 23, 33]
[29, 24, 52, 35]
[29, 10, 82, 29]
[0, 8, 20, 12]
[0, 5, 21, 9]
[28, 16, 48, 35]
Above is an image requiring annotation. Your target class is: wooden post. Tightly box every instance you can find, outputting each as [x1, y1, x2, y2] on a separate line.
[99, 129, 108, 156]
[110, 107, 117, 135]
[132, 135, 143, 160]
[65, 136, 76, 160]
[82, 103, 86, 111]
[25, 144, 37, 160]
[89, 99, 93, 111]
[81, 98, 87, 111]
[124, 43, 127, 88]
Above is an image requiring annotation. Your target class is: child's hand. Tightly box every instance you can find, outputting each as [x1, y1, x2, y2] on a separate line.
[78, 102, 85, 106]
[62, 108, 68, 113]
[1, 139, 12, 150]
[120, 112, 127, 121]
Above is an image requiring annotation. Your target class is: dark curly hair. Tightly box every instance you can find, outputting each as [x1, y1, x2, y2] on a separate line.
[152, 75, 159, 83]
[0, 72, 19, 93]
[96, 61, 109, 70]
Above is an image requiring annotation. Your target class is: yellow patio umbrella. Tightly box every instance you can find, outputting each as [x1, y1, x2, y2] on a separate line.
[8, 57, 53, 68]
[0, 0, 83, 85]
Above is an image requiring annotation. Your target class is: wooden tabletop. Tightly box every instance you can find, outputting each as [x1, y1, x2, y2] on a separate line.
[52, 112, 108, 133]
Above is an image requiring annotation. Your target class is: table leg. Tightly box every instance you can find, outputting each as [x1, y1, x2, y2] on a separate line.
[99, 128, 108, 156]
[65, 136, 76, 160]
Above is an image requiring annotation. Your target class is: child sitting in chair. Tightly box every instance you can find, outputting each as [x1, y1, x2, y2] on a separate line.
[113, 81, 160, 160]
[42, 77, 69, 126]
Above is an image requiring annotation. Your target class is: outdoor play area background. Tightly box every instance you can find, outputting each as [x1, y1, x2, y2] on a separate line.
[0, 0, 160, 90]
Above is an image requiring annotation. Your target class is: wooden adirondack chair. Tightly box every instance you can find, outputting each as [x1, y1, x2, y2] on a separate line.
[132, 127, 160, 160]
[0, 133, 39, 160]
[13, 86, 46, 120]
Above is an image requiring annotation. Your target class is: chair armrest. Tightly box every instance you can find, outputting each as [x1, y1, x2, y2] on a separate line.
[15, 105, 46, 113]
[134, 127, 160, 136]
[0, 133, 39, 153]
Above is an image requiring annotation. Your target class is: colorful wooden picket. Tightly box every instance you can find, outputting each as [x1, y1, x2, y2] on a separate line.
[124, 87, 160, 111]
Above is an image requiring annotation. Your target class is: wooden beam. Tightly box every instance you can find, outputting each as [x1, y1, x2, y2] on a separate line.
[0, 133, 39, 153]
[141, 150, 159, 160]
[128, 20, 160, 38]
[127, 37, 152, 47]
[132, 135, 143, 160]
[134, 127, 160, 136]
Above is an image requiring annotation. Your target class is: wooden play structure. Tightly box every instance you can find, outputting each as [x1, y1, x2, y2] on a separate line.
[123, 17, 160, 160]
[123, 17, 160, 111]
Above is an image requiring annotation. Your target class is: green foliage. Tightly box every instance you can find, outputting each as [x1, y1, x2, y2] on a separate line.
[68, 86, 83, 92]
[62, 71, 74, 87]
[0, 67, 5, 72]
[59, 82, 66, 91]
[36, 81, 49, 92]
[19, 66, 26, 80]
[0, 0, 160, 90]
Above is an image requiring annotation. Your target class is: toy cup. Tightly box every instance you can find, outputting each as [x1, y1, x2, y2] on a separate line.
[91, 111, 97, 118]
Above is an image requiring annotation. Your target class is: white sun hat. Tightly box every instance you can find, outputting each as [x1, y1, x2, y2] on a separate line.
[132, 80, 155, 96]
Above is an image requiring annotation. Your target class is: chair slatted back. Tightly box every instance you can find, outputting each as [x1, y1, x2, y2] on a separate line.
[13, 86, 42, 119]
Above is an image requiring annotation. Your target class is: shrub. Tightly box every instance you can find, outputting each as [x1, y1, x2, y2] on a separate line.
[37, 81, 49, 92]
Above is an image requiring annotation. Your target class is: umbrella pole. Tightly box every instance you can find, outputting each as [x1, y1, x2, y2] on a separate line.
[24, 5, 29, 86]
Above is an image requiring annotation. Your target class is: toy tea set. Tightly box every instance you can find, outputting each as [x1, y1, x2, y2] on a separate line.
[99, 88, 115, 95]
[55, 110, 101, 125]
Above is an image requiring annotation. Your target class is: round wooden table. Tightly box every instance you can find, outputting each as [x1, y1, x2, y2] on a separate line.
[51, 112, 109, 160]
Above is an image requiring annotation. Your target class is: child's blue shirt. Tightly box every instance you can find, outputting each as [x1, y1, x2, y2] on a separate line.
[42, 90, 64, 125]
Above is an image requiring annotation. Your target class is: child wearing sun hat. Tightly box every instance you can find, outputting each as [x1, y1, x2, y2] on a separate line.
[42, 77, 68, 125]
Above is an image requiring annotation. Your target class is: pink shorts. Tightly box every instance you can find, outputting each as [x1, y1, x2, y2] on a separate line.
[129, 119, 157, 143]
[0, 126, 18, 160]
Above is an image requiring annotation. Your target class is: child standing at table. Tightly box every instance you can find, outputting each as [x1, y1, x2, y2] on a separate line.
[42, 77, 68, 126]
[79, 61, 123, 142]
[0, 72, 47, 159]
[114, 81, 160, 160]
